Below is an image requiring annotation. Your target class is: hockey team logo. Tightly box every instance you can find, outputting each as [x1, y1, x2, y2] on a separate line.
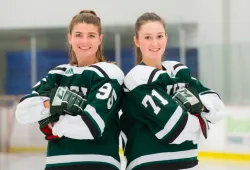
[170, 71, 175, 77]
[65, 68, 74, 75]
[166, 83, 186, 95]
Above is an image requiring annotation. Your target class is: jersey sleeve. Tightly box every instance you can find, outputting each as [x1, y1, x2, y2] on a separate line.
[34, 67, 65, 90]
[122, 84, 200, 144]
[79, 77, 122, 139]
[174, 65, 209, 93]
[174, 63, 225, 123]
[15, 65, 67, 124]
[21, 65, 67, 101]
[72, 63, 124, 139]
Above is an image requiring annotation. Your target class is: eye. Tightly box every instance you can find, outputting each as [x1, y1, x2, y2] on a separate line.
[75, 34, 81, 37]
[145, 36, 151, 40]
[88, 34, 96, 38]
[157, 35, 164, 39]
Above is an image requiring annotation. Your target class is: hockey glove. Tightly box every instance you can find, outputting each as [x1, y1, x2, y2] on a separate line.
[38, 115, 60, 140]
[49, 87, 87, 116]
[172, 87, 203, 114]
[172, 87, 209, 139]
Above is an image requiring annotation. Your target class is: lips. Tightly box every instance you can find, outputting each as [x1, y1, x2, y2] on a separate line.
[79, 46, 91, 50]
[149, 48, 160, 52]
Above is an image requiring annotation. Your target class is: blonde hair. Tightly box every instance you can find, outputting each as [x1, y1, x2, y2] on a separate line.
[68, 10, 106, 65]
[134, 12, 167, 64]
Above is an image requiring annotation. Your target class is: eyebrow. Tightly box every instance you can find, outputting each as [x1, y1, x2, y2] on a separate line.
[75, 32, 97, 34]
[143, 32, 165, 35]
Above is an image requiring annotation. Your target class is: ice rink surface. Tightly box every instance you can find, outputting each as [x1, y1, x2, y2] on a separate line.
[1, 153, 250, 170]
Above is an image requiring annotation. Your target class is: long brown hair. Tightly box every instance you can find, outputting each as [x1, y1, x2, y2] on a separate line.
[134, 12, 167, 64]
[68, 10, 105, 65]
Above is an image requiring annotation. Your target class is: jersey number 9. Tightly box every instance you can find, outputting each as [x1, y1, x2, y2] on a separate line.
[96, 83, 117, 109]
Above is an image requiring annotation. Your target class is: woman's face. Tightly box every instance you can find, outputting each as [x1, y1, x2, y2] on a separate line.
[134, 21, 167, 62]
[68, 23, 103, 65]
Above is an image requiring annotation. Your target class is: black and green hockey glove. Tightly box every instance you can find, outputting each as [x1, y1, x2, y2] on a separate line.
[172, 87, 203, 114]
[172, 87, 209, 139]
[49, 87, 87, 116]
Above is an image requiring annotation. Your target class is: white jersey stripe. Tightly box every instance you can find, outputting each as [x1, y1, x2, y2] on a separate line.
[46, 154, 120, 169]
[152, 70, 166, 82]
[126, 149, 198, 170]
[155, 106, 183, 139]
[84, 104, 105, 134]
[120, 131, 127, 148]
[174, 65, 188, 74]
[49, 69, 65, 75]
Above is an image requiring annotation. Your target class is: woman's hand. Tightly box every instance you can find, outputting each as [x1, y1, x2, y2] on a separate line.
[43, 100, 50, 108]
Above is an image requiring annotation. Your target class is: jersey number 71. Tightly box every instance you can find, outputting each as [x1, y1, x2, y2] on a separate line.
[142, 90, 168, 115]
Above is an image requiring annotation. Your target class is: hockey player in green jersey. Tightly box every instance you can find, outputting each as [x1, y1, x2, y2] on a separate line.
[15, 10, 124, 170]
[120, 13, 225, 170]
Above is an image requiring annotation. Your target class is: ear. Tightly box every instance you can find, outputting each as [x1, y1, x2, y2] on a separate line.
[134, 36, 139, 47]
[68, 33, 72, 45]
[165, 34, 168, 45]
[99, 34, 103, 45]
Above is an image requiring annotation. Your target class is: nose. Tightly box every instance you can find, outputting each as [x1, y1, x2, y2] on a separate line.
[151, 38, 158, 47]
[80, 36, 88, 44]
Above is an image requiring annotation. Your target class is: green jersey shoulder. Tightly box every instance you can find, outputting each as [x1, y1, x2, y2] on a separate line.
[124, 65, 167, 91]
[162, 61, 188, 78]
[90, 62, 124, 85]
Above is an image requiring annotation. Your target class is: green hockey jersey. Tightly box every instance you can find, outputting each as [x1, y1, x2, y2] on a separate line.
[21, 62, 124, 170]
[121, 61, 215, 170]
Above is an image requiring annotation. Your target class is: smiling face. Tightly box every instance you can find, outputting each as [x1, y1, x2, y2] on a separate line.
[68, 23, 103, 66]
[134, 21, 167, 64]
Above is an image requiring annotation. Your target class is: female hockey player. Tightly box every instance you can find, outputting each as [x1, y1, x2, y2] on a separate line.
[15, 10, 124, 170]
[120, 12, 225, 170]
